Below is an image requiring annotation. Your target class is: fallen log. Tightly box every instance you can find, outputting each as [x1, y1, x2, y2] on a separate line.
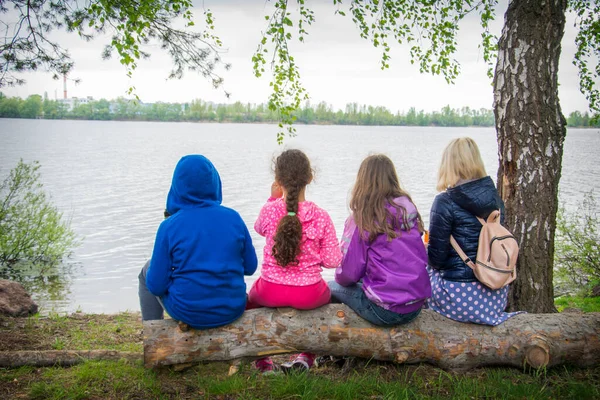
[0, 350, 142, 367]
[144, 305, 600, 370]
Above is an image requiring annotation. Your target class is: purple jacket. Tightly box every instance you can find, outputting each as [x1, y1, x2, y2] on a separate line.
[335, 197, 432, 314]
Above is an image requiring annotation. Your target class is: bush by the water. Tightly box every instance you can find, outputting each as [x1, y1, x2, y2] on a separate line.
[554, 192, 600, 296]
[0, 159, 77, 278]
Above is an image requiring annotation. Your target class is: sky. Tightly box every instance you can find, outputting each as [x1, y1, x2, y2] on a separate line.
[1, 0, 591, 115]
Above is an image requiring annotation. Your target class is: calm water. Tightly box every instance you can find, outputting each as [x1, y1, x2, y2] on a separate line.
[0, 119, 598, 313]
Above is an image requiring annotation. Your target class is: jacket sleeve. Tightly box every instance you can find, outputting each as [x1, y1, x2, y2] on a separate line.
[146, 222, 171, 296]
[319, 212, 342, 269]
[335, 226, 367, 286]
[427, 193, 454, 270]
[241, 222, 258, 276]
[340, 215, 357, 256]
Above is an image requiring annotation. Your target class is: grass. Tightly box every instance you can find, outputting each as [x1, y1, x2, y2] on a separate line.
[27, 360, 162, 400]
[0, 299, 598, 399]
[0, 311, 142, 353]
[555, 295, 600, 312]
[2, 361, 599, 399]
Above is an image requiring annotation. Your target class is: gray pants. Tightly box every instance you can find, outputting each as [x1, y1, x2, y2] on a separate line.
[138, 260, 165, 321]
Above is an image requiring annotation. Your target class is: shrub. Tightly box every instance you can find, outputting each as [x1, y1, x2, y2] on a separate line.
[0, 159, 78, 278]
[554, 192, 600, 296]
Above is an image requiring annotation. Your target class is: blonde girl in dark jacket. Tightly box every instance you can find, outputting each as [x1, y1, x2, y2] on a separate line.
[427, 137, 524, 325]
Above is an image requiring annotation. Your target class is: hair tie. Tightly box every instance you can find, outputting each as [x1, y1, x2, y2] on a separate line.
[287, 212, 296, 216]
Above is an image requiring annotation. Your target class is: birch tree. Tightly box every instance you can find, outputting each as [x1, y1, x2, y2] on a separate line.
[493, 0, 567, 312]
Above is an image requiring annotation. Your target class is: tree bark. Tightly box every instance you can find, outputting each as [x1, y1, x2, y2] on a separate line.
[0, 350, 141, 367]
[493, 0, 568, 312]
[143, 306, 600, 370]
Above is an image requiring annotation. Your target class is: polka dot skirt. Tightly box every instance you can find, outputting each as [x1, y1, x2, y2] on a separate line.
[426, 266, 525, 326]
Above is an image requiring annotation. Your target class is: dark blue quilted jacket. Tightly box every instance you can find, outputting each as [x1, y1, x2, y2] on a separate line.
[427, 176, 505, 282]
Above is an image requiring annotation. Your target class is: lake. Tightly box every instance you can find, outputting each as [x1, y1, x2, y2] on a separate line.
[0, 119, 598, 314]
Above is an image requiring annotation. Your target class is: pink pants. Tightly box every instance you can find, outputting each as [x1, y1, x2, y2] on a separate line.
[247, 277, 330, 310]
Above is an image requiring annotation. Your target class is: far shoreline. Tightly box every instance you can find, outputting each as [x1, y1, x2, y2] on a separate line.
[1, 117, 598, 130]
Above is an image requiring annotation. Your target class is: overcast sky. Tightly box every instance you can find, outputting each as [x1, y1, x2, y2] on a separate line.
[2, 0, 590, 114]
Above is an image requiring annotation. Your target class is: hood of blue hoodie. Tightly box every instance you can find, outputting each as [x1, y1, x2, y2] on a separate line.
[166, 155, 222, 214]
[446, 176, 500, 219]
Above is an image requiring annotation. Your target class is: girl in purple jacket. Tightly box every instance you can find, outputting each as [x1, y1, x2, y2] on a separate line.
[328, 154, 432, 326]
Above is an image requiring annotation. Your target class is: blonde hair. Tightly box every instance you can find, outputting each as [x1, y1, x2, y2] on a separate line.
[350, 154, 424, 242]
[436, 137, 487, 192]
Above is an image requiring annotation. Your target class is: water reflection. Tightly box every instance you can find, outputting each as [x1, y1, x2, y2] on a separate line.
[0, 260, 78, 314]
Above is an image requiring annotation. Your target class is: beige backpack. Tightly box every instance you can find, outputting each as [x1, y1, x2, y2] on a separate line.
[450, 210, 518, 290]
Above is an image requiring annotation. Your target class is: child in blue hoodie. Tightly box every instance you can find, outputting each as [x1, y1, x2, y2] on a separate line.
[139, 155, 258, 329]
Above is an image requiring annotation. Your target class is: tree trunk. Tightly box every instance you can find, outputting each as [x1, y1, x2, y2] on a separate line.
[0, 350, 141, 367]
[493, 0, 568, 312]
[143, 306, 600, 370]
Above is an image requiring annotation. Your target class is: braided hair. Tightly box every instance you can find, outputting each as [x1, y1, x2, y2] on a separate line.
[272, 149, 313, 267]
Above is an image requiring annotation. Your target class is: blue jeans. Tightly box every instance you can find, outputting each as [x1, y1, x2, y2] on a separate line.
[328, 281, 421, 326]
[138, 260, 165, 321]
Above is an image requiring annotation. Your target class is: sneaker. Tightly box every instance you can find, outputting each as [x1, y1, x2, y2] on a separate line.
[254, 357, 278, 375]
[280, 353, 314, 374]
[316, 355, 347, 368]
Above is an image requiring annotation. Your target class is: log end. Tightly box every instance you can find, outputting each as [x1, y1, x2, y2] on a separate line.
[525, 341, 550, 368]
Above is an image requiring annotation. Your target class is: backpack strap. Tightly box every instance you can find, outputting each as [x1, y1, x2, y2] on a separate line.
[473, 210, 501, 226]
[450, 235, 477, 270]
[486, 209, 501, 224]
[450, 209, 501, 270]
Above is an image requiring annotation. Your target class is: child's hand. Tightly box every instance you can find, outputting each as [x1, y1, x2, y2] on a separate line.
[271, 182, 283, 199]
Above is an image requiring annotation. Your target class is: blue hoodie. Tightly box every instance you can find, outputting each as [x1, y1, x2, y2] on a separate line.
[146, 155, 258, 329]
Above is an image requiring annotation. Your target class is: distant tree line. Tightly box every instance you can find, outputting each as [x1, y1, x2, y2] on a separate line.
[0, 92, 597, 128]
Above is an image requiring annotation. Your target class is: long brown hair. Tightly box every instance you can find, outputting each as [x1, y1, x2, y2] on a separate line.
[272, 149, 313, 267]
[350, 154, 424, 242]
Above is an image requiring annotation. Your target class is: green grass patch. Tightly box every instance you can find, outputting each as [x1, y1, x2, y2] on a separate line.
[28, 360, 160, 400]
[0, 365, 36, 382]
[555, 296, 600, 312]
[63, 314, 142, 352]
[1, 311, 599, 399]
[1, 360, 599, 399]
[0, 312, 142, 353]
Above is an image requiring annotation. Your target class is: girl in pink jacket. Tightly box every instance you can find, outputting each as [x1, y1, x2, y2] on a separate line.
[247, 149, 342, 373]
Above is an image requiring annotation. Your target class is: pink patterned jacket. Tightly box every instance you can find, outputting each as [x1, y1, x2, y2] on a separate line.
[254, 197, 342, 286]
